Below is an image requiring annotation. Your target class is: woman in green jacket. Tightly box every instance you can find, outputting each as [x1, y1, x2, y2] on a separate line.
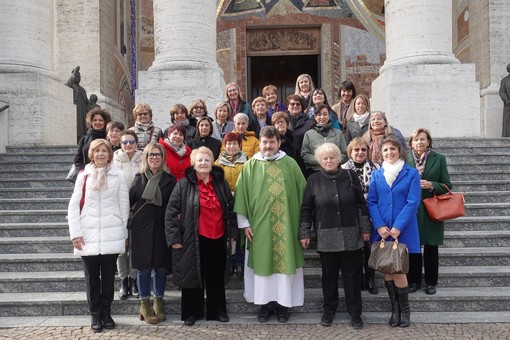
[405, 128, 452, 295]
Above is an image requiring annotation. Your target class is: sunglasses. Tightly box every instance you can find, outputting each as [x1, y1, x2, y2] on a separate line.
[121, 140, 136, 145]
[137, 112, 150, 116]
[353, 148, 367, 152]
[289, 102, 301, 106]
[148, 153, 163, 158]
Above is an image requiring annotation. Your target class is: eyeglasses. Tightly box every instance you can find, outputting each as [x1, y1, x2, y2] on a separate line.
[194, 106, 204, 110]
[137, 112, 150, 116]
[353, 148, 367, 152]
[121, 140, 136, 145]
[289, 102, 301, 107]
[148, 153, 163, 158]
[227, 89, 238, 93]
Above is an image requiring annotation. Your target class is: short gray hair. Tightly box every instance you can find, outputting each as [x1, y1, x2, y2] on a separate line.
[314, 143, 342, 164]
[233, 112, 249, 123]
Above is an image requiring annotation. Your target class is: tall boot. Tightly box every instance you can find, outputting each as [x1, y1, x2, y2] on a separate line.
[139, 299, 159, 325]
[366, 268, 378, 295]
[153, 297, 166, 321]
[384, 281, 400, 327]
[131, 277, 139, 298]
[395, 286, 410, 328]
[119, 277, 129, 300]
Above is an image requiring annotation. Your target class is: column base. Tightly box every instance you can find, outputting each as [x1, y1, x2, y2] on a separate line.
[0, 72, 75, 150]
[136, 66, 225, 131]
[371, 63, 480, 138]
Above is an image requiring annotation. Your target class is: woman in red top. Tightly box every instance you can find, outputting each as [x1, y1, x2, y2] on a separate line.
[165, 146, 238, 326]
[159, 125, 191, 180]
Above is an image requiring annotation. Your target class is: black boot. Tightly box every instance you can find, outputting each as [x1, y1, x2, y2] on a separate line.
[385, 281, 400, 327]
[102, 306, 116, 330]
[119, 277, 129, 300]
[131, 277, 139, 298]
[367, 268, 378, 295]
[396, 286, 410, 328]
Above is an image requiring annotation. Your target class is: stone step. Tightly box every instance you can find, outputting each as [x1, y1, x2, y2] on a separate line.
[0, 253, 81, 272]
[0, 198, 70, 210]
[5, 146, 77, 154]
[0, 178, 71, 188]
[463, 191, 510, 203]
[0, 210, 67, 224]
[0, 169, 69, 179]
[0, 154, 74, 162]
[433, 138, 510, 148]
[436, 145, 510, 155]
[0, 237, 72, 254]
[444, 154, 510, 163]
[452, 180, 510, 192]
[447, 162, 510, 172]
[463, 202, 510, 217]
[445, 216, 510, 231]
[0, 223, 69, 237]
[0, 187, 73, 199]
[1, 287, 509, 317]
[1, 265, 507, 294]
[0, 160, 72, 171]
[449, 170, 510, 181]
[304, 247, 510, 267]
[443, 230, 510, 248]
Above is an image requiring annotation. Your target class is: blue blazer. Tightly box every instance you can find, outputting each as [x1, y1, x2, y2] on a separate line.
[367, 163, 421, 253]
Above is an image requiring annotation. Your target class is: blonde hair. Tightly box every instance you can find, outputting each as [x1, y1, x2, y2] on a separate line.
[251, 96, 269, 111]
[88, 139, 113, 164]
[294, 74, 315, 95]
[132, 103, 153, 121]
[190, 146, 214, 165]
[140, 142, 170, 174]
[345, 94, 370, 124]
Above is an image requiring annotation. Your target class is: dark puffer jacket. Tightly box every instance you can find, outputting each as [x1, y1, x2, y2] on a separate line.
[165, 166, 238, 289]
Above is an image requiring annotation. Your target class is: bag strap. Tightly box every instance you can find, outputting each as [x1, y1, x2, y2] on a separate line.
[130, 201, 148, 220]
[440, 183, 452, 194]
[79, 174, 88, 213]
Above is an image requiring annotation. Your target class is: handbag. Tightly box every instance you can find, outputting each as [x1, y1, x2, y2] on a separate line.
[422, 184, 465, 221]
[368, 238, 409, 274]
[66, 164, 80, 183]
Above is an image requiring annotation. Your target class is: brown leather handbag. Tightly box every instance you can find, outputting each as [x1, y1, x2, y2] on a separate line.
[422, 184, 465, 221]
[368, 238, 409, 274]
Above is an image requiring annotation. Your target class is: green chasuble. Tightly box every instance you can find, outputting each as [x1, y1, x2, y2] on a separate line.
[234, 155, 306, 276]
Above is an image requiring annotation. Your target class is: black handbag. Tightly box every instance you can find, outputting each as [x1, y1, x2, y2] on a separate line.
[66, 164, 80, 183]
[368, 238, 409, 274]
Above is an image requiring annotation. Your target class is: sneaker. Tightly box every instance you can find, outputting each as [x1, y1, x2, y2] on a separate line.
[320, 312, 335, 327]
[350, 316, 363, 329]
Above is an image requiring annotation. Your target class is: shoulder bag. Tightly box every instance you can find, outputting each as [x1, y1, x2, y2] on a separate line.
[422, 184, 465, 221]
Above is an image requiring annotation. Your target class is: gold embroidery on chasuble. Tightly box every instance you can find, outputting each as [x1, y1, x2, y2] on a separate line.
[265, 163, 288, 273]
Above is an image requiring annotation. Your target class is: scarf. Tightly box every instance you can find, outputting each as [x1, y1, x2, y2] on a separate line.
[175, 119, 190, 127]
[215, 121, 228, 138]
[369, 129, 386, 164]
[133, 121, 155, 147]
[221, 151, 242, 164]
[353, 112, 370, 127]
[343, 159, 376, 195]
[88, 128, 106, 139]
[412, 149, 430, 177]
[320, 168, 342, 179]
[141, 169, 163, 206]
[382, 159, 405, 187]
[229, 99, 240, 117]
[339, 101, 350, 129]
[165, 137, 187, 157]
[88, 163, 110, 191]
[313, 123, 332, 137]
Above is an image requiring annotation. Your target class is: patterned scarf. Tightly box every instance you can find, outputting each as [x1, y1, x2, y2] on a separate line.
[369, 129, 386, 164]
[343, 159, 377, 196]
[165, 137, 187, 157]
[88, 163, 110, 191]
[221, 151, 241, 164]
[133, 121, 155, 148]
[313, 123, 332, 137]
[412, 149, 430, 177]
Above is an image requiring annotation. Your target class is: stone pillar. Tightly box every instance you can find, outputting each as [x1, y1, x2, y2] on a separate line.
[371, 0, 480, 138]
[0, 0, 75, 148]
[136, 0, 225, 130]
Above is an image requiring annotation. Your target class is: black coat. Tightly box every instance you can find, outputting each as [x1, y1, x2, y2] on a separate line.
[129, 171, 177, 270]
[73, 129, 106, 169]
[165, 166, 238, 289]
[186, 136, 222, 161]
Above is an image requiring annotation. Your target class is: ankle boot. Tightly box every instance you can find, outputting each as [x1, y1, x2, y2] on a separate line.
[131, 277, 139, 298]
[139, 299, 159, 325]
[153, 297, 166, 321]
[385, 281, 400, 327]
[366, 269, 378, 295]
[119, 277, 129, 300]
[396, 286, 410, 328]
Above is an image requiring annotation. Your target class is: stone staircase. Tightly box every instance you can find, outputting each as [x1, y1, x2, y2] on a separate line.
[0, 139, 509, 319]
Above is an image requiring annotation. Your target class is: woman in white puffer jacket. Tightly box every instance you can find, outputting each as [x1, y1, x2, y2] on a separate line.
[68, 138, 130, 333]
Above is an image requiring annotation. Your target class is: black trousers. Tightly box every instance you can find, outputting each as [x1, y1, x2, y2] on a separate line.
[319, 250, 362, 318]
[407, 245, 439, 286]
[181, 236, 227, 321]
[82, 253, 119, 316]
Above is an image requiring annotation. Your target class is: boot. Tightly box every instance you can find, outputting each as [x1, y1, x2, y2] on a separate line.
[139, 299, 159, 325]
[119, 277, 129, 300]
[385, 281, 400, 327]
[131, 277, 139, 298]
[153, 297, 166, 321]
[396, 286, 410, 328]
[366, 268, 378, 295]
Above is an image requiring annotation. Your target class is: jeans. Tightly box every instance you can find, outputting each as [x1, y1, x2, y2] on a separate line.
[137, 268, 168, 299]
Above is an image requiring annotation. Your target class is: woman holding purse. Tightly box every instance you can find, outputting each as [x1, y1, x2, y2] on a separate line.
[405, 128, 452, 295]
[367, 135, 421, 328]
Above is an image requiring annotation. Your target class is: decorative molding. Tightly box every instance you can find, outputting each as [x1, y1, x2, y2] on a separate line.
[246, 28, 321, 56]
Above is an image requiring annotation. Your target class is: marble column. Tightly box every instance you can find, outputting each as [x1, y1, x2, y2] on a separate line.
[136, 0, 225, 130]
[371, 0, 480, 138]
[0, 0, 75, 149]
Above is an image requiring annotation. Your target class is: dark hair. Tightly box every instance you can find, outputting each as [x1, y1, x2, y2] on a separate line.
[86, 108, 112, 129]
[380, 135, 404, 160]
[259, 126, 281, 142]
[286, 94, 304, 108]
[170, 104, 189, 122]
[167, 124, 187, 139]
[120, 129, 138, 143]
[338, 80, 357, 98]
[223, 132, 242, 146]
[106, 120, 125, 132]
[195, 116, 214, 137]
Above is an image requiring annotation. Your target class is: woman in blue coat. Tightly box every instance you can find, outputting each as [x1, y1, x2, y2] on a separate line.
[367, 135, 421, 328]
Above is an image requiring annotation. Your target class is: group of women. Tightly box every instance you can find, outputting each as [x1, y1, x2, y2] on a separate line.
[68, 76, 451, 331]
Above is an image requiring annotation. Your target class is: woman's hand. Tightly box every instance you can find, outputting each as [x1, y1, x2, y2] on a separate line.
[377, 226, 391, 239]
[244, 227, 253, 242]
[389, 227, 401, 239]
[300, 238, 310, 249]
[72, 237, 84, 250]
[361, 232, 371, 242]
[172, 243, 183, 249]
[420, 180, 433, 190]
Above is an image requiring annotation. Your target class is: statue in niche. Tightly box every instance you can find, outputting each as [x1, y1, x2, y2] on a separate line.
[66, 66, 90, 143]
[499, 63, 510, 137]
[87, 94, 101, 112]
